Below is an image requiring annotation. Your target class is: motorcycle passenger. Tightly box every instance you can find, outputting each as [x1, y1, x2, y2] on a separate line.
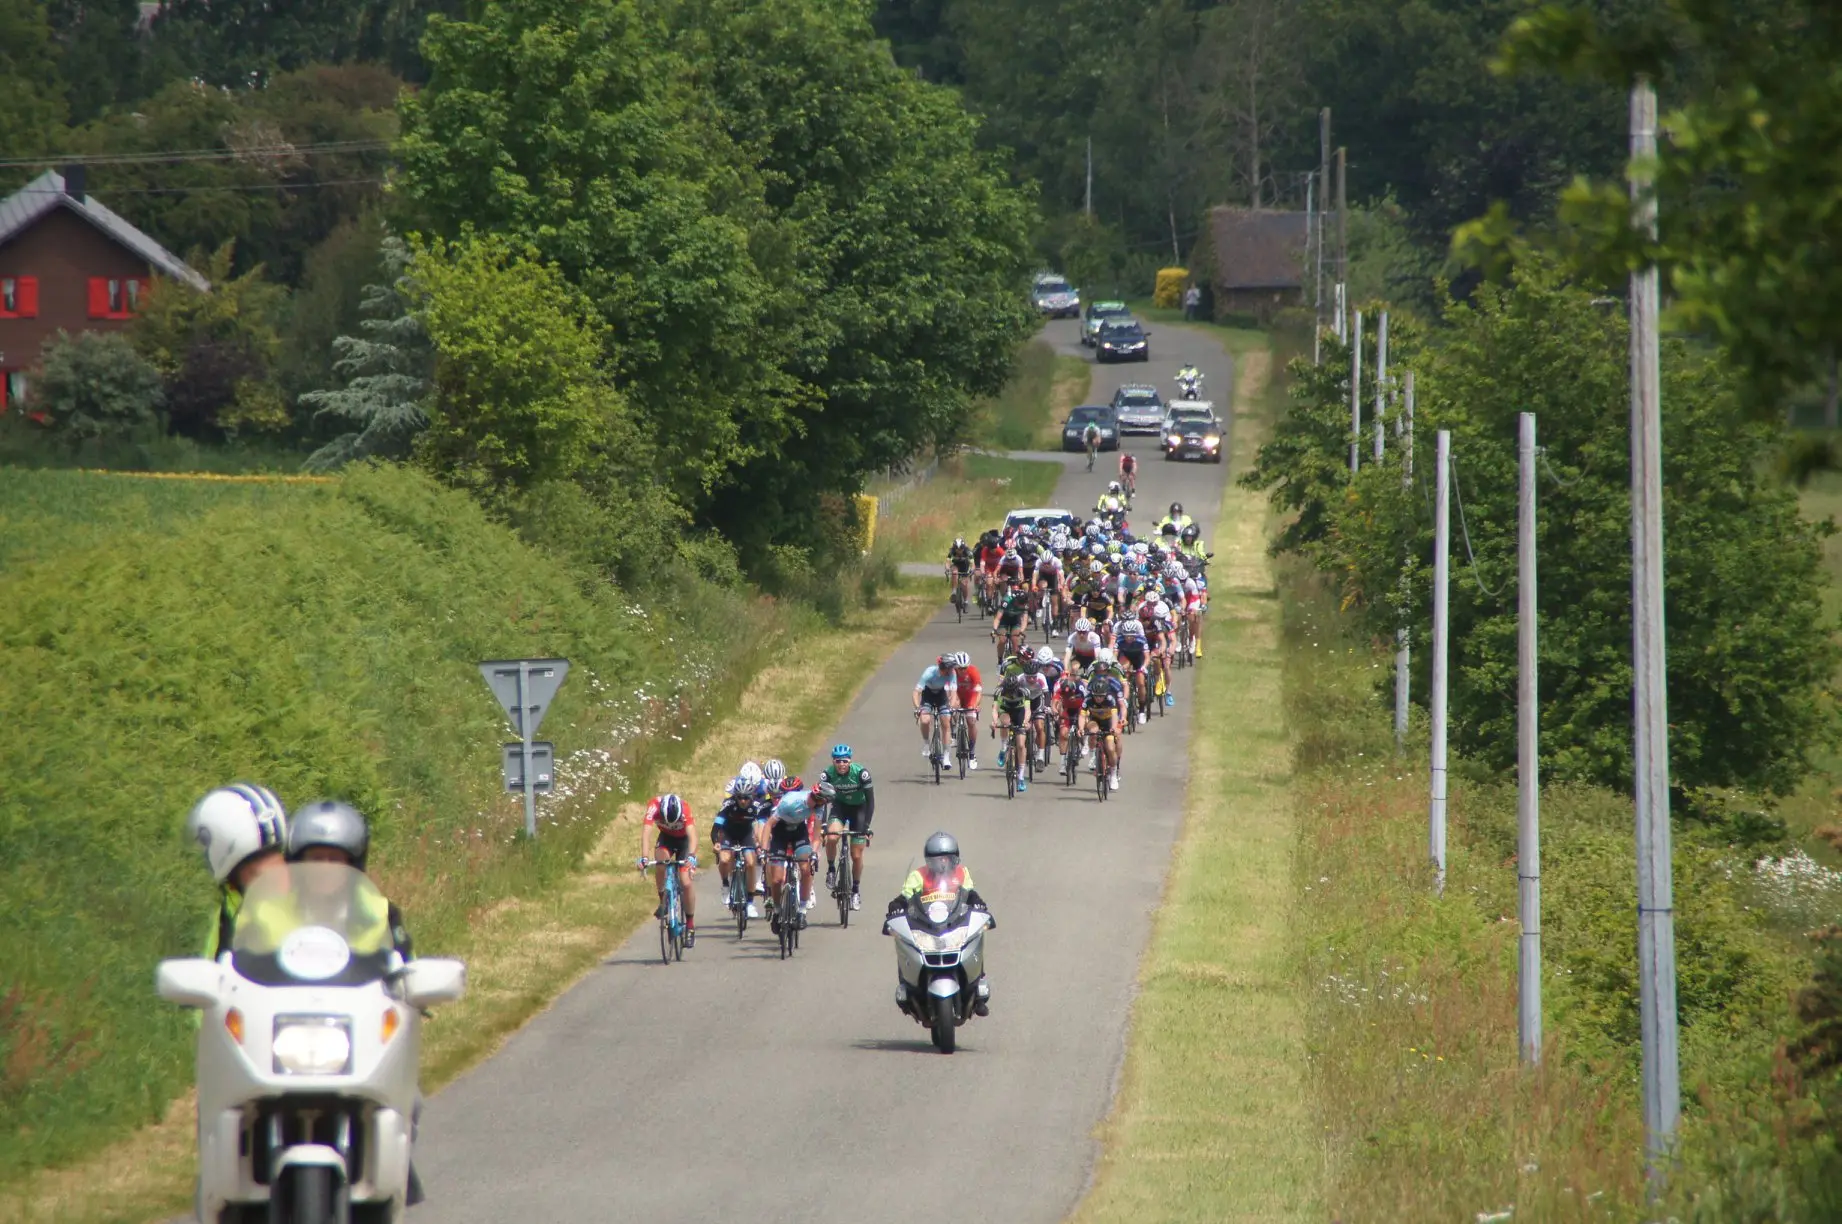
[888, 831, 993, 1015]
[187, 784, 290, 963]
[638, 794, 698, 946]
[713, 775, 766, 919]
[821, 745, 874, 912]
[285, 799, 414, 958]
[1157, 500, 1193, 537]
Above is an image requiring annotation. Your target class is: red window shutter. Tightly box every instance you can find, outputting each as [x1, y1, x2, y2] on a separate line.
[88, 277, 109, 319]
[16, 277, 36, 318]
[0, 372, 8, 413]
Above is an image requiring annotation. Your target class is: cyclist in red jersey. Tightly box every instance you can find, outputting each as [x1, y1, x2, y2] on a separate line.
[953, 652, 984, 770]
[639, 794, 698, 944]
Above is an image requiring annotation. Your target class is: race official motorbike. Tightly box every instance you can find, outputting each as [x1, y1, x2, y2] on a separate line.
[156, 862, 465, 1224]
[883, 877, 994, 1053]
[1176, 369, 1203, 399]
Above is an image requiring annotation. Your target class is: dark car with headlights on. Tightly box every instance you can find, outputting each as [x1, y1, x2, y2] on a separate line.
[1162, 409, 1224, 463]
[1061, 405, 1120, 452]
[1109, 383, 1164, 434]
[1095, 319, 1150, 363]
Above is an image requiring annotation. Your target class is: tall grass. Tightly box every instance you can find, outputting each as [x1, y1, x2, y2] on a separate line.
[871, 452, 1061, 562]
[973, 338, 1090, 449]
[0, 463, 789, 1186]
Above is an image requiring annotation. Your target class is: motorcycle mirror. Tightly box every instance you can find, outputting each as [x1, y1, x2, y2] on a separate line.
[156, 958, 222, 1009]
[398, 957, 467, 1008]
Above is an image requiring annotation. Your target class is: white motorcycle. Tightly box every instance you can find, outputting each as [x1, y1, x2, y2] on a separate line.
[156, 862, 465, 1223]
[883, 876, 994, 1053]
[1175, 369, 1203, 400]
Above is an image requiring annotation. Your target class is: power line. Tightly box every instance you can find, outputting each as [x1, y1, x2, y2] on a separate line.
[12, 178, 384, 196]
[0, 140, 390, 169]
[1450, 452, 1504, 599]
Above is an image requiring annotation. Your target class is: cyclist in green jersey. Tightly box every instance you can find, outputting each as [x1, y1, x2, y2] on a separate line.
[820, 744, 875, 912]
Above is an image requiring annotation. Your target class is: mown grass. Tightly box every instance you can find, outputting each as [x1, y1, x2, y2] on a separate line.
[1072, 338, 1323, 1223]
[0, 463, 794, 1199]
[974, 336, 1090, 449]
[872, 451, 1061, 563]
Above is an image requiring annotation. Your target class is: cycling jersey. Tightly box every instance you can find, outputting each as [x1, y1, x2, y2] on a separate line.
[711, 796, 760, 841]
[948, 544, 974, 574]
[954, 664, 984, 706]
[644, 796, 694, 833]
[1066, 629, 1100, 660]
[916, 664, 958, 695]
[994, 676, 1033, 711]
[822, 762, 874, 808]
[773, 790, 818, 827]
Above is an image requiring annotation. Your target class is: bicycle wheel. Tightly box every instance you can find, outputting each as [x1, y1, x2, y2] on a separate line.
[837, 854, 851, 928]
[778, 882, 793, 959]
[659, 912, 671, 964]
[932, 725, 943, 785]
[957, 720, 969, 780]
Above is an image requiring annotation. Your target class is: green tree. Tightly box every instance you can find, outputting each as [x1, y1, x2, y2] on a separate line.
[301, 233, 428, 468]
[0, 0, 68, 179]
[130, 245, 289, 438]
[32, 329, 166, 444]
[1292, 263, 1837, 798]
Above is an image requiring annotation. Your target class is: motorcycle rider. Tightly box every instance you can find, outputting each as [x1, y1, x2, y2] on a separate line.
[186, 783, 289, 962]
[820, 745, 874, 911]
[285, 799, 414, 958]
[1175, 364, 1202, 396]
[886, 832, 994, 1015]
[1156, 500, 1193, 537]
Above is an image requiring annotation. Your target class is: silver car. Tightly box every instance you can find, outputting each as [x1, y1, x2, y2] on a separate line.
[1111, 384, 1165, 434]
[1031, 274, 1080, 319]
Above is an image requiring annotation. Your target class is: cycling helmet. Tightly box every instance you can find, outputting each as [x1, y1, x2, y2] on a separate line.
[727, 775, 752, 800]
[1020, 655, 1039, 675]
[937, 653, 955, 668]
[287, 799, 370, 870]
[186, 784, 288, 885]
[762, 758, 786, 788]
[1153, 601, 1172, 619]
[923, 830, 961, 863]
[952, 651, 972, 669]
[1181, 524, 1201, 543]
[1161, 521, 1178, 537]
[654, 793, 689, 829]
[1036, 646, 1056, 665]
[1096, 647, 1116, 665]
[781, 775, 804, 793]
[1003, 550, 1019, 562]
[953, 537, 966, 549]
[831, 743, 852, 760]
[738, 760, 764, 787]
[1074, 617, 1094, 634]
[1089, 560, 1104, 575]
[1169, 501, 1183, 517]
[1108, 480, 1122, 495]
[1084, 523, 1101, 539]
[812, 779, 837, 803]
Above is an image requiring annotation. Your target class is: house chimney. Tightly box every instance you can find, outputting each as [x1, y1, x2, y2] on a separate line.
[62, 165, 87, 202]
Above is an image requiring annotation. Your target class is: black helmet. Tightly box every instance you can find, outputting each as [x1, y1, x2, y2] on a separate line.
[1169, 501, 1183, 517]
[286, 799, 370, 870]
[1161, 521, 1178, 537]
[923, 830, 960, 862]
[1181, 523, 1200, 543]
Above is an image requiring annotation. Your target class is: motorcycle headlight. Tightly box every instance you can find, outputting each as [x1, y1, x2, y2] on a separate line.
[272, 1016, 353, 1076]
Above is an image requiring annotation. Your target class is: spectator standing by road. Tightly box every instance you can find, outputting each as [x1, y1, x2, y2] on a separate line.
[1182, 283, 1202, 321]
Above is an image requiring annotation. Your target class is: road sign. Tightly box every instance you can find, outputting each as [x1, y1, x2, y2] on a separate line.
[502, 742, 554, 793]
[478, 658, 570, 738]
[478, 658, 570, 839]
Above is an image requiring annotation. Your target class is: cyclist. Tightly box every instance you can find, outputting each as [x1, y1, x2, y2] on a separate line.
[1118, 450, 1137, 499]
[186, 783, 289, 962]
[767, 778, 831, 923]
[713, 775, 766, 918]
[1053, 669, 1088, 762]
[996, 547, 1024, 591]
[638, 794, 699, 946]
[887, 832, 994, 1015]
[990, 664, 1035, 790]
[1065, 615, 1101, 674]
[1113, 609, 1151, 723]
[1083, 420, 1101, 469]
[1081, 650, 1126, 791]
[946, 536, 975, 608]
[1141, 595, 1175, 708]
[913, 653, 960, 761]
[821, 745, 874, 912]
[1034, 544, 1065, 629]
[992, 581, 1030, 661]
[951, 650, 984, 770]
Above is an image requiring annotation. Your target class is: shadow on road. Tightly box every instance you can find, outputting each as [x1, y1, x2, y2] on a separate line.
[849, 1036, 952, 1055]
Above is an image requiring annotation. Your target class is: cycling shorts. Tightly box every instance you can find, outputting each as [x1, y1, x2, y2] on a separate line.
[1036, 569, 1061, 591]
[828, 803, 872, 836]
[1085, 708, 1119, 733]
[998, 611, 1025, 630]
[654, 831, 691, 861]
[995, 699, 1031, 723]
[950, 559, 973, 575]
[1118, 641, 1148, 670]
[769, 822, 812, 855]
[713, 818, 758, 847]
[919, 688, 951, 712]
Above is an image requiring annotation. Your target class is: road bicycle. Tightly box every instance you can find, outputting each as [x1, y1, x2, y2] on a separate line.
[919, 707, 949, 784]
[1175, 617, 1194, 670]
[949, 707, 976, 780]
[949, 568, 971, 622]
[638, 853, 695, 964]
[1088, 724, 1119, 802]
[996, 706, 1030, 798]
[828, 825, 871, 928]
[766, 850, 806, 959]
[721, 840, 759, 938]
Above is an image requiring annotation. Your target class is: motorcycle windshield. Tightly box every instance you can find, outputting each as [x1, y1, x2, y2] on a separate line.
[907, 875, 970, 931]
[231, 862, 395, 987]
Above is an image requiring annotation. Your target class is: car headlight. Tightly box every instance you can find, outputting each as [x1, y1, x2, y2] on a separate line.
[1204, 435, 1220, 447]
[272, 1016, 353, 1076]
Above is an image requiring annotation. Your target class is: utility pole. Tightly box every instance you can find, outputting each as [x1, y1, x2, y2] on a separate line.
[1394, 369, 1414, 752]
[1308, 176, 1320, 365]
[1336, 146, 1348, 325]
[1373, 310, 1389, 462]
[1318, 108, 1330, 338]
[1430, 428, 1450, 895]
[1349, 310, 1363, 474]
[1518, 411, 1542, 1066]
[1629, 76, 1680, 1186]
[1085, 137, 1093, 218]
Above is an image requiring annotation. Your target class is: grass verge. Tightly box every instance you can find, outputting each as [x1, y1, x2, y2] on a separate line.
[974, 337, 1090, 449]
[873, 452, 1062, 563]
[1070, 336, 1323, 1221]
[0, 581, 940, 1224]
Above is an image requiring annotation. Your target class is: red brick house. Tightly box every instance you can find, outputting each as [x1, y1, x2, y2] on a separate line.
[0, 167, 209, 413]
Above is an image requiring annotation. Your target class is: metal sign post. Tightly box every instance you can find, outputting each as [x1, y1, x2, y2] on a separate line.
[479, 658, 570, 839]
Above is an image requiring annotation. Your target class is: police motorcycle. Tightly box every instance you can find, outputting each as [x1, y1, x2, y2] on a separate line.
[156, 862, 465, 1223]
[1176, 366, 1203, 399]
[883, 863, 994, 1054]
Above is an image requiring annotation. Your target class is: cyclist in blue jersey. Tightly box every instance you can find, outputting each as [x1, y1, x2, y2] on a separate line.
[911, 653, 961, 761]
[766, 778, 834, 924]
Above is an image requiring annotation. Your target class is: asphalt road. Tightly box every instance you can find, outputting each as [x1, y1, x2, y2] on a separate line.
[413, 317, 1235, 1224]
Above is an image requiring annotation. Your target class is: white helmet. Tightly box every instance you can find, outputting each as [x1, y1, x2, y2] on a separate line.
[1096, 647, 1116, 665]
[1153, 600, 1172, 619]
[186, 784, 287, 885]
[737, 760, 765, 789]
[761, 758, 787, 788]
[1074, 617, 1093, 634]
[952, 651, 973, 669]
[1035, 646, 1056, 665]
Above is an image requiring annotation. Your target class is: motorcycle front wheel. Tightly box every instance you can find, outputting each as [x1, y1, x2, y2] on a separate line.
[287, 1166, 334, 1224]
[931, 994, 958, 1053]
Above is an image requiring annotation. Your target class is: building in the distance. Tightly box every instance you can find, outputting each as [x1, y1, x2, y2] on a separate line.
[1191, 206, 1308, 324]
[0, 167, 209, 413]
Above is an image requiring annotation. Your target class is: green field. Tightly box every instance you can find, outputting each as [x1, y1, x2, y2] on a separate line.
[0, 464, 780, 1188]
